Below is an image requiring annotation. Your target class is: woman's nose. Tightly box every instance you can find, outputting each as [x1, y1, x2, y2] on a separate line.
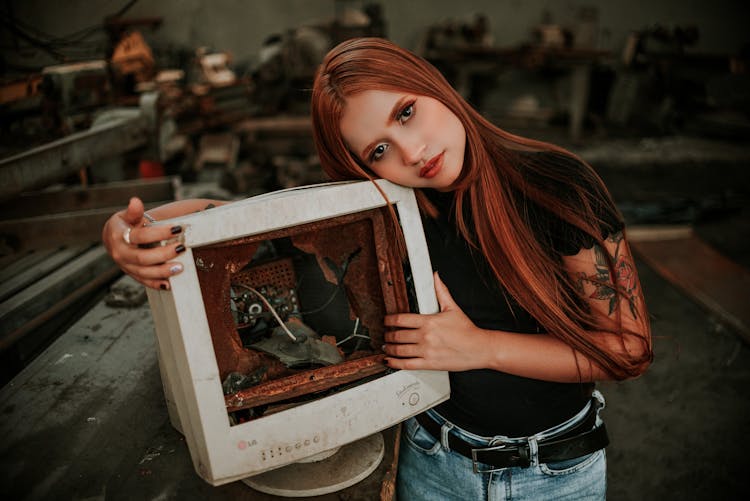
[400, 140, 426, 166]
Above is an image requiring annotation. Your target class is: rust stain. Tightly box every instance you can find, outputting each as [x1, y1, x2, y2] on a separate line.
[225, 354, 387, 412]
[192, 207, 411, 414]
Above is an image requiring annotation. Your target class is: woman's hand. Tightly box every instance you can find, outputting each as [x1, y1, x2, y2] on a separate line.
[102, 197, 185, 290]
[382, 272, 492, 371]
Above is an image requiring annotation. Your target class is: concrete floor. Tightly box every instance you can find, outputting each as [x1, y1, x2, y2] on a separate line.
[1, 133, 748, 500]
[603, 258, 750, 500]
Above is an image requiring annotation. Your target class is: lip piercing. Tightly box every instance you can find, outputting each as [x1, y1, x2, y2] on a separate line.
[123, 227, 132, 245]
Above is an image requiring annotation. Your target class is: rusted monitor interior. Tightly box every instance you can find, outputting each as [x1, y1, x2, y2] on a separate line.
[192, 206, 414, 424]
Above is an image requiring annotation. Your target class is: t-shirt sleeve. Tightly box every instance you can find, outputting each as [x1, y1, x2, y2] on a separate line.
[540, 204, 624, 256]
[521, 153, 624, 257]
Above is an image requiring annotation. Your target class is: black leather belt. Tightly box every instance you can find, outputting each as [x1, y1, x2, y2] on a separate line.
[415, 404, 609, 473]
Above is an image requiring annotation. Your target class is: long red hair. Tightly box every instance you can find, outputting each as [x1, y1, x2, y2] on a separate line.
[311, 38, 651, 380]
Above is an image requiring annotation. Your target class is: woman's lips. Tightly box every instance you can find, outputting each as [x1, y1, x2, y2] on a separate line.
[419, 152, 444, 178]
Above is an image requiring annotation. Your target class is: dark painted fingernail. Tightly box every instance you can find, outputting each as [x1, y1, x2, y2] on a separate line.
[160, 284, 167, 290]
[171, 225, 182, 234]
[176, 244, 186, 253]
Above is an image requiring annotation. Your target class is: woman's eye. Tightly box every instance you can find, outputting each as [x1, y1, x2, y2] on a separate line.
[371, 144, 389, 162]
[397, 103, 414, 124]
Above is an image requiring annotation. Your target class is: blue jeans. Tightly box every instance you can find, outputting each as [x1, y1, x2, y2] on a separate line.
[397, 391, 607, 500]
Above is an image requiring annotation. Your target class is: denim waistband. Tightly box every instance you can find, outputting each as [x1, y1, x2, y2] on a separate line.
[425, 390, 605, 449]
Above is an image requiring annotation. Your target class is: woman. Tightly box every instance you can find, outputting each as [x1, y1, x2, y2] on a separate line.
[103, 38, 651, 500]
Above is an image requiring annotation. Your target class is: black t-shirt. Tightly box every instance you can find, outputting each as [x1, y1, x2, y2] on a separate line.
[420, 152, 623, 437]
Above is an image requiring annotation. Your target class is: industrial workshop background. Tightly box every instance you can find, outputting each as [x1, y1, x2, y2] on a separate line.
[1, 1, 749, 500]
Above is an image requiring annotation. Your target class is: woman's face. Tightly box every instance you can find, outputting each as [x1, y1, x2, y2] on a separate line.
[339, 90, 466, 191]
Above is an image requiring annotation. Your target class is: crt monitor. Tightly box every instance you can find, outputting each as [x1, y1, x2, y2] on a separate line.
[145, 180, 450, 486]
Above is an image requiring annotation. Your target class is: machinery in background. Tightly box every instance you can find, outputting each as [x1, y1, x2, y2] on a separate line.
[608, 24, 750, 138]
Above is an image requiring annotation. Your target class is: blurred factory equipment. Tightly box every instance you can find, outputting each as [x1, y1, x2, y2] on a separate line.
[416, 12, 493, 53]
[110, 30, 156, 87]
[0, 82, 180, 370]
[420, 9, 610, 141]
[39, 60, 112, 133]
[250, 2, 385, 116]
[608, 24, 750, 138]
[194, 48, 237, 90]
[194, 131, 240, 182]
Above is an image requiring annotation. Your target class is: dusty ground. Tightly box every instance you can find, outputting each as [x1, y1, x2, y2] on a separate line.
[604, 258, 750, 500]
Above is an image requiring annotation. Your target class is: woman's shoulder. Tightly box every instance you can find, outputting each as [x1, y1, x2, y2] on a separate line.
[514, 149, 624, 255]
[516, 150, 593, 191]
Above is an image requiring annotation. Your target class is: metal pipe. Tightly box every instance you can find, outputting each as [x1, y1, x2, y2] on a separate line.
[0, 114, 149, 201]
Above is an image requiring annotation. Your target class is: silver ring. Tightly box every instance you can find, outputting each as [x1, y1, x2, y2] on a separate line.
[123, 227, 132, 245]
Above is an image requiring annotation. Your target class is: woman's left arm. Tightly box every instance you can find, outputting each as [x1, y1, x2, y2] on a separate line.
[559, 230, 652, 377]
[382, 233, 651, 382]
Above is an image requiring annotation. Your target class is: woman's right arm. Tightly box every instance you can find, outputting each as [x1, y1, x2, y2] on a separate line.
[102, 197, 228, 290]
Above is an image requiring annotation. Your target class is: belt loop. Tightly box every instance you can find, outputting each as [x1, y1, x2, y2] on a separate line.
[440, 421, 454, 452]
[592, 389, 605, 410]
[527, 437, 540, 467]
[592, 389, 606, 426]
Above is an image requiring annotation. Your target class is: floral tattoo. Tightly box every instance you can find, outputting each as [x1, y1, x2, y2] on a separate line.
[577, 232, 640, 320]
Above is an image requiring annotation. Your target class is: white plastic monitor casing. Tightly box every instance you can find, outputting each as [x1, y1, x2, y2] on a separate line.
[146, 180, 450, 485]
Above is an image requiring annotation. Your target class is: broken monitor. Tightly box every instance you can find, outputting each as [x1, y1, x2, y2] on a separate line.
[145, 180, 450, 490]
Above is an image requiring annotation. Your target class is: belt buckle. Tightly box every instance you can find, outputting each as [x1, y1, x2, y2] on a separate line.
[471, 441, 530, 473]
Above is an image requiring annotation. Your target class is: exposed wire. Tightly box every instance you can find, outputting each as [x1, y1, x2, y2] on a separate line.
[111, 0, 139, 19]
[232, 283, 297, 342]
[336, 318, 370, 346]
[0, 0, 140, 61]
[299, 248, 361, 316]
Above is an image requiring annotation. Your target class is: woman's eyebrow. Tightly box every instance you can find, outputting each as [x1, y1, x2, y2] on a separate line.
[361, 96, 411, 160]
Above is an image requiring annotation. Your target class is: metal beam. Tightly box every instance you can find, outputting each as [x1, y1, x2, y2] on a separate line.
[0, 176, 179, 220]
[0, 245, 89, 303]
[0, 201, 172, 254]
[0, 112, 150, 202]
[0, 245, 118, 351]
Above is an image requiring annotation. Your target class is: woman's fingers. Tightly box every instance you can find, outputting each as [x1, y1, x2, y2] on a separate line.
[384, 328, 420, 344]
[125, 224, 183, 247]
[123, 197, 146, 226]
[383, 357, 423, 370]
[133, 276, 172, 292]
[383, 329, 426, 359]
[121, 256, 184, 291]
[383, 343, 420, 358]
[113, 238, 186, 291]
[103, 200, 186, 292]
[383, 312, 423, 329]
[121, 259, 184, 281]
[119, 239, 184, 266]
